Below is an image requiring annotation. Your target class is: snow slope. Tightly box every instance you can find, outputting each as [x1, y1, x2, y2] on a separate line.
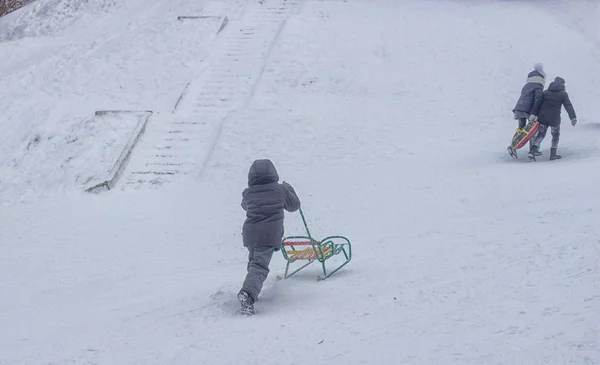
[529, 0, 600, 47]
[2, 0, 600, 364]
[0, 0, 240, 201]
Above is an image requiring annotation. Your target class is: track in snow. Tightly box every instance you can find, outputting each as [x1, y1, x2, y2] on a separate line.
[120, 0, 304, 189]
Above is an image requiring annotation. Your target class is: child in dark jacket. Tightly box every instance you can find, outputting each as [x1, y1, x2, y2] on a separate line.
[528, 76, 577, 161]
[509, 63, 546, 156]
[512, 63, 546, 128]
[238, 159, 301, 315]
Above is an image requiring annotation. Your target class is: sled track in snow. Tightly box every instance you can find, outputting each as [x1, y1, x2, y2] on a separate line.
[120, 0, 304, 189]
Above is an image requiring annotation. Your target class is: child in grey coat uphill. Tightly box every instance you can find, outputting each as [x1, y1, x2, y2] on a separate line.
[528, 76, 577, 161]
[238, 159, 301, 315]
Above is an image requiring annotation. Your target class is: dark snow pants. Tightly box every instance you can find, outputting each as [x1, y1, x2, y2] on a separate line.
[241, 245, 274, 302]
[532, 124, 560, 149]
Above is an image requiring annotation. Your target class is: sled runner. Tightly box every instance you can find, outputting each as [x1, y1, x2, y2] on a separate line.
[280, 208, 351, 280]
[507, 120, 539, 158]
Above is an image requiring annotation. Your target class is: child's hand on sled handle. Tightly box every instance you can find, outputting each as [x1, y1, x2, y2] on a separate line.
[528, 115, 538, 122]
[571, 118, 577, 127]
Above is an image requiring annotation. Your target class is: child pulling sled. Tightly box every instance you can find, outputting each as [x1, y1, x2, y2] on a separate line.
[238, 159, 301, 315]
[508, 63, 546, 158]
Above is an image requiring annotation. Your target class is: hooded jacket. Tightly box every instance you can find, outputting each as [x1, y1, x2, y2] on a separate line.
[241, 159, 301, 247]
[512, 70, 545, 116]
[531, 77, 577, 127]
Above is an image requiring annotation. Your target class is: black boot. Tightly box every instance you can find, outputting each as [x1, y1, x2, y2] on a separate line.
[528, 145, 537, 161]
[529, 140, 542, 156]
[550, 148, 562, 161]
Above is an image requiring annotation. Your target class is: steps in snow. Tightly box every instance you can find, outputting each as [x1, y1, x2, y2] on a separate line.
[119, 0, 304, 190]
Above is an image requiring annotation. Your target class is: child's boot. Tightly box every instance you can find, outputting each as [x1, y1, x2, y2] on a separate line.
[529, 140, 542, 156]
[528, 145, 538, 161]
[238, 290, 255, 315]
[550, 148, 562, 161]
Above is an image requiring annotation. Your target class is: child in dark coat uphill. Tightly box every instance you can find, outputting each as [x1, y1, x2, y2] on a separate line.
[528, 76, 577, 161]
[510, 63, 546, 156]
[238, 159, 301, 315]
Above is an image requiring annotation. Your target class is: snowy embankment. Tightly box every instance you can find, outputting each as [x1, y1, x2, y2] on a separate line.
[536, 0, 600, 47]
[1, 0, 600, 364]
[0, 0, 34, 18]
[0, 0, 232, 202]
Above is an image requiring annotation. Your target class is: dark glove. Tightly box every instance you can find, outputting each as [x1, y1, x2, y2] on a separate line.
[571, 118, 577, 126]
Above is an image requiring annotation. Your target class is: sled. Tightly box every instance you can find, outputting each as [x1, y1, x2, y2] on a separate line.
[507, 120, 539, 158]
[280, 208, 352, 281]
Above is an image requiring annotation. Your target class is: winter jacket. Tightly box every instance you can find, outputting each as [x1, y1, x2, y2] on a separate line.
[241, 159, 301, 248]
[531, 79, 577, 127]
[512, 70, 545, 116]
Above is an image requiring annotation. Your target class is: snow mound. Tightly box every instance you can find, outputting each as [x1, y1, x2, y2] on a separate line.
[0, 0, 119, 42]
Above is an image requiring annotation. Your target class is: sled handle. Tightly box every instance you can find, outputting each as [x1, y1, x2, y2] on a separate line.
[298, 208, 314, 241]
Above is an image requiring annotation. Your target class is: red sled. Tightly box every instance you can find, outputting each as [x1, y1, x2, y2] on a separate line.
[511, 120, 539, 150]
[507, 120, 539, 158]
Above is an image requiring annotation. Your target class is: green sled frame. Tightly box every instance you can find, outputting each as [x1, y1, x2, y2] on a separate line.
[280, 208, 352, 281]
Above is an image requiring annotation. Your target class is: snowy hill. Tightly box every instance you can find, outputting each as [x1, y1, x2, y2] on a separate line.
[1, 0, 600, 364]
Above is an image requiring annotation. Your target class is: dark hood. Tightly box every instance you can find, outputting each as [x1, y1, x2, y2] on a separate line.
[548, 81, 565, 92]
[248, 159, 279, 186]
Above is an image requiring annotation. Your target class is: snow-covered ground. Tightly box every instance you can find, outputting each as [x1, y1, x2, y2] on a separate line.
[0, 0, 239, 199]
[531, 0, 600, 47]
[1, 0, 600, 364]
